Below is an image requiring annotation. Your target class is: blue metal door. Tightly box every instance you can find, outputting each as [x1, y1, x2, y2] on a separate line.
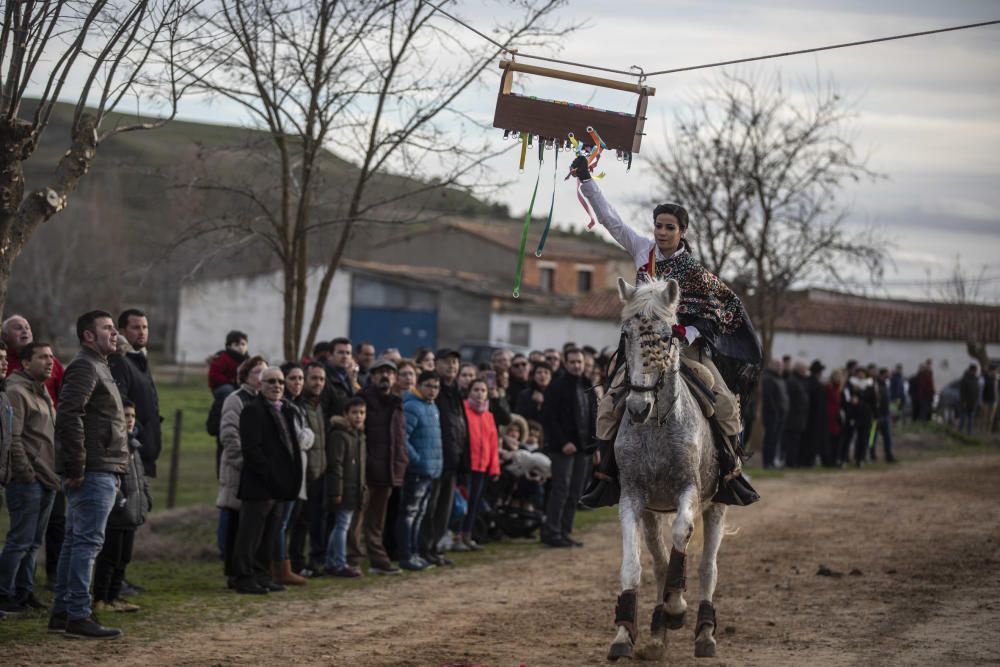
[349, 307, 437, 356]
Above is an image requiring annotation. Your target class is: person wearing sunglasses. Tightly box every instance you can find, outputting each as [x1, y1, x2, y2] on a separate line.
[231, 367, 304, 595]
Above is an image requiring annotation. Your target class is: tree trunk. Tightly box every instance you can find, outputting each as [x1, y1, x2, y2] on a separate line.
[0, 114, 98, 315]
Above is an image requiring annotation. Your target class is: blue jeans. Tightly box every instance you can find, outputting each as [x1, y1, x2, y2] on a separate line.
[272, 501, 297, 561]
[325, 509, 354, 568]
[958, 407, 976, 435]
[0, 480, 56, 600]
[876, 417, 895, 461]
[53, 473, 117, 621]
[396, 473, 433, 563]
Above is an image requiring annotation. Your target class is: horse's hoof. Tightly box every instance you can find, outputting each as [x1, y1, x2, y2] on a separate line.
[636, 641, 665, 661]
[608, 640, 634, 661]
[694, 636, 717, 658]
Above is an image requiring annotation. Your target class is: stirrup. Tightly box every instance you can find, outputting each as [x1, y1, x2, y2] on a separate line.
[712, 472, 760, 506]
[580, 476, 620, 509]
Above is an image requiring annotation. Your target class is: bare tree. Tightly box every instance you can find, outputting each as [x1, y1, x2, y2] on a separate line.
[933, 256, 992, 370]
[0, 0, 201, 314]
[648, 70, 885, 362]
[177, 0, 569, 360]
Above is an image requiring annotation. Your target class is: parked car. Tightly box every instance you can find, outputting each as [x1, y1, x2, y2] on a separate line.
[458, 341, 530, 366]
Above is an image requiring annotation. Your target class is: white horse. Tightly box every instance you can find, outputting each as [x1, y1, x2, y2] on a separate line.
[608, 277, 728, 661]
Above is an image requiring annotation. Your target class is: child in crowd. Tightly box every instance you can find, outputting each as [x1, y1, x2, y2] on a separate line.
[525, 420, 544, 452]
[455, 379, 499, 552]
[398, 371, 443, 571]
[500, 414, 528, 463]
[93, 400, 151, 612]
[325, 398, 367, 577]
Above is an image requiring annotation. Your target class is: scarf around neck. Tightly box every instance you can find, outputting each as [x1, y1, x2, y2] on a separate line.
[467, 397, 490, 414]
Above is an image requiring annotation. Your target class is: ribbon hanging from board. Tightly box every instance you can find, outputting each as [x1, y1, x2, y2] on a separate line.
[513, 137, 543, 298]
[535, 146, 558, 257]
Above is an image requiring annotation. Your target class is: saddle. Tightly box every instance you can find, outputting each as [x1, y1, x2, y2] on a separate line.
[598, 357, 723, 438]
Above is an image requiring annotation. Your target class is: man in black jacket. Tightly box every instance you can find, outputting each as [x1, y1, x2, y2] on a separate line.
[232, 367, 302, 595]
[318, 338, 355, 418]
[51, 310, 129, 639]
[781, 362, 809, 468]
[506, 354, 530, 405]
[540, 348, 595, 548]
[421, 348, 466, 564]
[109, 309, 162, 477]
[514, 363, 552, 424]
[802, 360, 829, 468]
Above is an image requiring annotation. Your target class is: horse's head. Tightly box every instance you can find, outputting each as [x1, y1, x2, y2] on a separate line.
[618, 277, 682, 424]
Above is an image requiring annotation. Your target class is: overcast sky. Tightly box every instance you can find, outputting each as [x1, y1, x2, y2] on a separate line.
[135, 1, 1000, 301]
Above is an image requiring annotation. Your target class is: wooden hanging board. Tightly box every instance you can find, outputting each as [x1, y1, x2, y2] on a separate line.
[492, 59, 655, 153]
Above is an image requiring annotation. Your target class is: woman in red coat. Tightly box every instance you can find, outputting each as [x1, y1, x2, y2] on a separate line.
[456, 379, 500, 552]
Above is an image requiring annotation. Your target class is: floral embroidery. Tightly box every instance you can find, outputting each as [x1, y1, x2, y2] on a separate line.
[637, 254, 744, 335]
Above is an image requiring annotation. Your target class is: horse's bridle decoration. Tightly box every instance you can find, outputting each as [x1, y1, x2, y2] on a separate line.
[618, 318, 687, 424]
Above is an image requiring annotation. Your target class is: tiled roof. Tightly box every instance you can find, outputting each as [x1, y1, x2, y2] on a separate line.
[374, 216, 622, 261]
[341, 259, 568, 306]
[570, 288, 1000, 343]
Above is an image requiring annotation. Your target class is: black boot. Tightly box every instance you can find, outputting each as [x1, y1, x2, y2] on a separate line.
[710, 430, 760, 507]
[580, 440, 620, 509]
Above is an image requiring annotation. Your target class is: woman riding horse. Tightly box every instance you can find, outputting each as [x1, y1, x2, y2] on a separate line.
[570, 155, 762, 508]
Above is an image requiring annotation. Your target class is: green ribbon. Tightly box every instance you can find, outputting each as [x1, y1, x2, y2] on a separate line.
[513, 138, 543, 298]
[535, 146, 558, 257]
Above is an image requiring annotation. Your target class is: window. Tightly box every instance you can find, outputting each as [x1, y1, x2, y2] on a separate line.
[539, 267, 555, 292]
[577, 269, 593, 293]
[509, 321, 531, 347]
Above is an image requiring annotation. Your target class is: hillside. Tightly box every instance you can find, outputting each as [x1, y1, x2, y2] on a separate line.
[7, 101, 611, 352]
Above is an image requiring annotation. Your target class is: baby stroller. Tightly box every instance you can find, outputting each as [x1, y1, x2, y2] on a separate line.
[474, 450, 552, 542]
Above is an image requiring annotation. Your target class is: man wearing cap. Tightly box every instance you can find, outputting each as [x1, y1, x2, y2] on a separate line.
[352, 359, 407, 574]
[421, 348, 466, 565]
[803, 360, 829, 468]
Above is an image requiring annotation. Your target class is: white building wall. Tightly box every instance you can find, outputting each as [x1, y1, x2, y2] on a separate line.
[489, 312, 620, 352]
[772, 331, 999, 384]
[176, 268, 351, 363]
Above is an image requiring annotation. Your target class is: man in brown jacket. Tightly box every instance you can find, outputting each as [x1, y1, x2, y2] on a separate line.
[50, 311, 129, 640]
[0, 342, 57, 615]
[355, 359, 407, 574]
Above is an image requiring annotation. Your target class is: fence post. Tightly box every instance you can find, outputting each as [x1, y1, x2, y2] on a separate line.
[167, 409, 183, 509]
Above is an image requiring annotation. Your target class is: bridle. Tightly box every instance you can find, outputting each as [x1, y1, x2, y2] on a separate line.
[620, 318, 686, 395]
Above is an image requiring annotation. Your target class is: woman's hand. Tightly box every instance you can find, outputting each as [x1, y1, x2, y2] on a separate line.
[570, 155, 591, 182]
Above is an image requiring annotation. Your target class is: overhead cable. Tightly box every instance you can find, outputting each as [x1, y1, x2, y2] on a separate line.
[418, 2, 1000, 81]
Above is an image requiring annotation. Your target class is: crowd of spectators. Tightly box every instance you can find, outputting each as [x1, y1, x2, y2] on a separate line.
[0, 306, 996, 639]
[204, 333, 610, 594]
[759, 355, 999, 470]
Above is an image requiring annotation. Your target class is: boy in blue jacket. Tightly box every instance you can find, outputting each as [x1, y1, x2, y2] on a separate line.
[397, 372, 442, 571]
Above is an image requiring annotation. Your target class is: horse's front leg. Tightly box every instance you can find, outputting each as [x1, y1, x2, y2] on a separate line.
[694, 502, 727, 658]
[636, 510, 669, 660]
[663, 485, 698, 628]
[609, 495, 643, 661]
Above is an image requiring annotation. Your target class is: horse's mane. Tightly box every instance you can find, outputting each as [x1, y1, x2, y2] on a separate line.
[620, 279, 677, 324]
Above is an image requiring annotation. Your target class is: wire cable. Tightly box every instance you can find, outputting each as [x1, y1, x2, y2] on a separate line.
[418, 2, 1000, 81]
[644, 19, 1000, 76]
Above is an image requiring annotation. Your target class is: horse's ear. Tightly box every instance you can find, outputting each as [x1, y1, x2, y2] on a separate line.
[661, 279, 680, 309]
[617, 277, 636, 302]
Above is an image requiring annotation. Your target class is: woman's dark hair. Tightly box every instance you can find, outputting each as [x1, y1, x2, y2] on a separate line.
[343, 397, 366, 414]
[653, 202, 689, 230]
[280, 361, 303, 376]
[238, 355, 267, 384]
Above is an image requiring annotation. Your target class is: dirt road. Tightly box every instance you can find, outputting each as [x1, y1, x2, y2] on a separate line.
[10, 453, 1000, 666]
